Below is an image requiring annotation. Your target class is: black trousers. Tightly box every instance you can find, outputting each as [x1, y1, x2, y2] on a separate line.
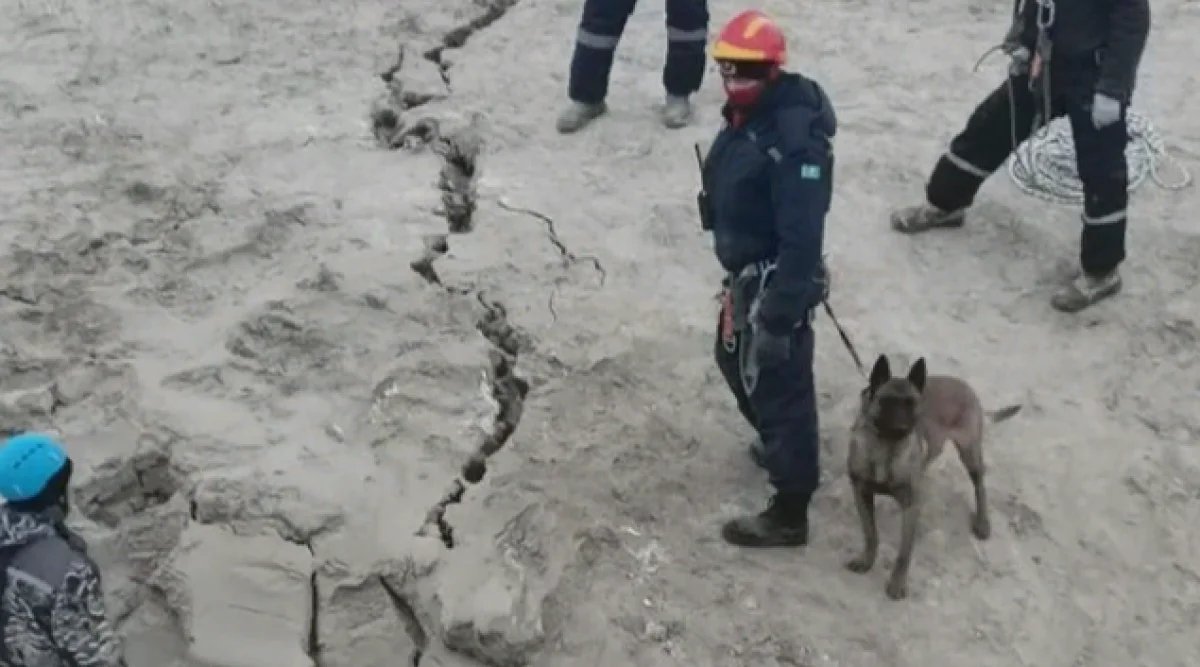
[925, 64, 1129, 276]
[714, 301, 820, 498]
[568, 0, 709, 105]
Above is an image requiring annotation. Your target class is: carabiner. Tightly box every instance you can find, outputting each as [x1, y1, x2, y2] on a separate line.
[1035, 0, 1055, 30]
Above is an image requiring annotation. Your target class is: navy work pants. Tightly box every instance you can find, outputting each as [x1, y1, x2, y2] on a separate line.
[568, 0, 709, 105]
[925, 59, 1129, 276]
[714, 298, 820, 498]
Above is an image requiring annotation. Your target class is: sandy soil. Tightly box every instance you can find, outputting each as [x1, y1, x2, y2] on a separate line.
[2, 0, 1199, 664]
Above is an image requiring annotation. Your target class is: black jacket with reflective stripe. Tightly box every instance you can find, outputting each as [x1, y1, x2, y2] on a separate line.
[1011, 0, 1150, 102]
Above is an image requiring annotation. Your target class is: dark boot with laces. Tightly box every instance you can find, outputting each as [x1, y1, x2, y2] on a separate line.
[721, 492, 810, 548]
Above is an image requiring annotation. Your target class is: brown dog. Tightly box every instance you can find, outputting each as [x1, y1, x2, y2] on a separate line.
[844, 354, 1020, 600]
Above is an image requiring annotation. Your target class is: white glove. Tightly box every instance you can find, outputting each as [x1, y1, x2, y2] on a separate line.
[1091, 93, 1122, 129]
[1006, 46, 1031, 78]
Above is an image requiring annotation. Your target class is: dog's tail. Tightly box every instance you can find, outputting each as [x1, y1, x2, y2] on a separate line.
[987, 404, 1022, 424]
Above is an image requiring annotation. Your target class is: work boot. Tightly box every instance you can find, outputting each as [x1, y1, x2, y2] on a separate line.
[1050, 268, 1122, 313]
[556, 101, 606, 134]
[721, 492, 809, 547]
[661, 95, 692, 129]
[890, 203, 966, 234]
[747, 436, 767, 469]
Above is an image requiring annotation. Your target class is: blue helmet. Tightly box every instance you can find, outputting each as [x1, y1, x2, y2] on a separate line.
[0, 433, 69, 502]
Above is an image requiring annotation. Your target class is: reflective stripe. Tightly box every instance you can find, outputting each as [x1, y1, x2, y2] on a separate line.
[1082, 210, 1126, 225]
[667, 27, 708, 42]
[945, 150, 989, 179]
[577, 28, 620, 49]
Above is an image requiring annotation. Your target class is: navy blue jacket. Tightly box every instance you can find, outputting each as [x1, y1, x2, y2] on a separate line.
[703, 73, 837, 335]
[1010, 0, 1149, 102]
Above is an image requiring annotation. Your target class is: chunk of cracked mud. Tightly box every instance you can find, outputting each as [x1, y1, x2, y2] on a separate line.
[295, 264, 342, 292]
[74, 431, 180, 529]
[156, 523, 314, 667]
[365, 335, 495, 460]
[428, 504, 564, 665]
[386, 50, 449, 111]
[190, 471, 345, 544]
[85, 494, 191, 622]
[225, 302, 339, 380]
[436, 569, 547, 665]
[316, 566, 421, 667]
[53, 361, 137, 406]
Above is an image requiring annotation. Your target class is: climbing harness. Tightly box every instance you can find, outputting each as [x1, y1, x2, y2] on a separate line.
[981, 0, 1192, 204]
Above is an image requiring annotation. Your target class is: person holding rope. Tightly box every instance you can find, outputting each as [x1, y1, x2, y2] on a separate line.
[890, 0, 1150, 313]
[702, 10, 835, 548]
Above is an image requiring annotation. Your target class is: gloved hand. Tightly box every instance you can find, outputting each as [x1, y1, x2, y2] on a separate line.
[753, 327, 791, 367]
[1091, 93, 1122, 129]
[1005, 45, 1031, 78]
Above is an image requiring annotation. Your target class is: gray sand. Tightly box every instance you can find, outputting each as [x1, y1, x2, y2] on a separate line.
[2, 0, 1198, 665]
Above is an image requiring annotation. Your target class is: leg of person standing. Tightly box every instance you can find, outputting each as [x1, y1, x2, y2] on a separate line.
[558, 0, 639, 134]
[1050, 89, 1128, 311]
[721, 323, 819, 548]
[660, 0, 708, 129]
[890, 74, 1040, 233]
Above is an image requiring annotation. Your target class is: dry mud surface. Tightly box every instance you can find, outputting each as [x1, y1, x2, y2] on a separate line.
[3, 0, 1199, 665]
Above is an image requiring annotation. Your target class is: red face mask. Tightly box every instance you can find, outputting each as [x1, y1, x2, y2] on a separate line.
[718, 60, 775, 108]
[722, 77, 765, 107]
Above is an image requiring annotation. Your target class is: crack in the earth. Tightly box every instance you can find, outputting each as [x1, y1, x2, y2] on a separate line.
[434, 127, 481, 233]
[382, 0, 531, 554]
[407, 125, 481, 289]
[421, 0, 523, 87]
[372, 110, 443, 151]
[495, 198, 607, 320]
[292, 539, 323, 667]
[380, 46, 441, 111]
[409, 233, 450, 286]
[378, 575, 428, 667]
[417, 295, 529, 548]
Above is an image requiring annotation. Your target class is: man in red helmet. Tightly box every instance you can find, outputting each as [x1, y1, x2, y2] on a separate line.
[702, 10, 836, 548]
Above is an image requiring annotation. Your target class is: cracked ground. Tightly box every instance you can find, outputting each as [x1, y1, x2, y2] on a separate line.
[3, 0, 1200, 665]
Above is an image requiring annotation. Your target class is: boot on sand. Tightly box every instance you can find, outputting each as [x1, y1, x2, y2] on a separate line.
[721, 492, 809, 547]
[661, 95, 692, 129]
[890, 203, 966, 234]
[1050, 269, 1121, 313]
[556, 101, 606, 134]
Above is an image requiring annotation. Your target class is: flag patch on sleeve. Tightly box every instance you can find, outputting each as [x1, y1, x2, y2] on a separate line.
[800, 164, 821, 180]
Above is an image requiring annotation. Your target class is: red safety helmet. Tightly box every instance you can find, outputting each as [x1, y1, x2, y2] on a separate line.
[710, 10, 787, 65]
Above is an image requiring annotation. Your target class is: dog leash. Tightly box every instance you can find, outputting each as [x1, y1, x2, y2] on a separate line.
[821, 299, 866, 377]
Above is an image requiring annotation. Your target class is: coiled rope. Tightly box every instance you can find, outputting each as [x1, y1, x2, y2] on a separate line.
[1006, 110, 1193, 205]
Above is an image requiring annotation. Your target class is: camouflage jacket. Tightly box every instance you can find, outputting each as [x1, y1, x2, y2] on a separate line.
[0, 507, 125, 667]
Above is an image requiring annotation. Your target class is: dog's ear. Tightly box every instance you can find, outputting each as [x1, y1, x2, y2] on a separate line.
[907, 357, 928, 393]
[868, 354, 891, 392]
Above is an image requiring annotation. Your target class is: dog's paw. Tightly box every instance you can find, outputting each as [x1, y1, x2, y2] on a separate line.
[885, 577, 908, 600]
[972, 514, 991, 540]
[844, 555, 875, 574]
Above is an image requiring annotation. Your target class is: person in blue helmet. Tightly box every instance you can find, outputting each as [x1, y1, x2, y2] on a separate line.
[0, 432, 127, 667]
